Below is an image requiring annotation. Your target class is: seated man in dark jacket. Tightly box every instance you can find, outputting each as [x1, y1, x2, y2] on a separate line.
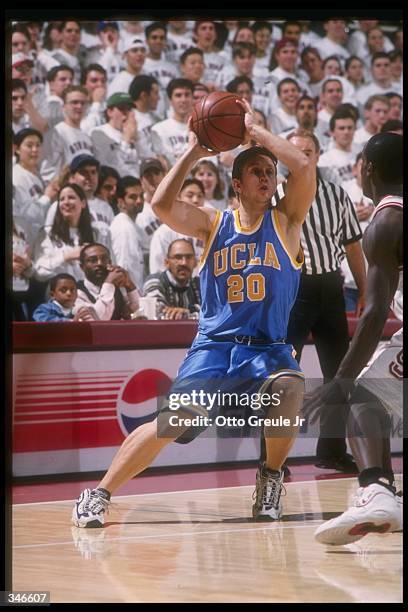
[143, 238, 200, 320]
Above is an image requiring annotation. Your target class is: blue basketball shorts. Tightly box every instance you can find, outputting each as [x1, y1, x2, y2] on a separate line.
[158, 332, 304, 444]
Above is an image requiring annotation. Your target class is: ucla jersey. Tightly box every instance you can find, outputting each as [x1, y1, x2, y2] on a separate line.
[198, 209, 303, 341]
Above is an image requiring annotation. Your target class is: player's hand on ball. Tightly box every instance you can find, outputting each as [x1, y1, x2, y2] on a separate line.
[235, 98, 256, 140]
[187, 118, 217, 158]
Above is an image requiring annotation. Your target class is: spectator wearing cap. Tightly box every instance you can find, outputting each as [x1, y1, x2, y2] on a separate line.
[44, 154, 114, 250]
[129, 74, 161, 158]
[40, 85, 94, 184]
[80, 64, 108, 135]
[150, 78, 194, 166]
[51, 20, 83, 83]
[90, 92, 142, 178]
[43, 65, 74, 128]
[85, 22, 122, 84]
[136, 158, 165, 273]
[12, 52, 47, 119]
[314, 19, 350, 63]
[107, 37, 146, 97]
[118, 20, 145, 54]
[110, 176, 145, 291]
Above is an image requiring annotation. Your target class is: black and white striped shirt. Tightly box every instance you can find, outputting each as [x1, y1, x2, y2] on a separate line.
[273, 177, 362, 275]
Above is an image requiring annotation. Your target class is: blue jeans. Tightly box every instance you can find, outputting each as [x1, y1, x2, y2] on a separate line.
[344, 287, 359, 313]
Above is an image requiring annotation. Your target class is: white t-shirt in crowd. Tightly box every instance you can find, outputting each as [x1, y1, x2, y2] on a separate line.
[110, 212, 145, 291]
[150, 116, 189, 166]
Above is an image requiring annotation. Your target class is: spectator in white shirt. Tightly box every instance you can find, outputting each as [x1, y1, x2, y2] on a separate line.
[149, 178, 207, 275]
[193, 20, 225, 88]
[150, 78, 193, 166]
[12, 79, 43, 135]
[191, 160, 226, 211]
[95, 165, 121, 215]
[322, 56, 356, 103]
[384, 92, 402, 121]
[13, 128, 59, 246]
[80, 63, 108, 134]
[347, 20, 393, 57]
[179, 47, 205, 85]
[44, 154, 114, 249]
[143, 22, 179, 90]
[75, 242, 140, 320]
[269, 77, 301, 133]
[354, 94, 390, 147]
[362, 26, 390, 69]
[43, 65, 74, 128]
[316, 77, 344, 147]
[34, 183, 96, 282]
[314, 19, 350, 64]
[166, 20, 194, 63]
[267, 37, 310, 112]
[11, 55, 48, 132]
[91, 92, 141, 178]
[252, 21, 273, 77]
[40, 85, 94, 183]
[129, 74, 161, 159]
[136, 157, 166, 271]
[85, 21, 122, 84]
[51, 20, 83, 83]
[107, 37, 146, 97]
[356, 52, 401, 108]
[389, 49, 403, 89]
[344, 55, 366, 96]
[299, 46, 325, 99]
[110, 176, 145, 291]
[318, 107, 360, 183]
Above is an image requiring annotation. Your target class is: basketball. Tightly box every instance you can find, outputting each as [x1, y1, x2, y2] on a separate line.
[190, 91, 246, 152]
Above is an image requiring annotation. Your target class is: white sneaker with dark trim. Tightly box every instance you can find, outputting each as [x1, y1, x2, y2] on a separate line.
[315, 482, 401, 545]
[72, 488, 110, 528]
[252, 464, 285, 520]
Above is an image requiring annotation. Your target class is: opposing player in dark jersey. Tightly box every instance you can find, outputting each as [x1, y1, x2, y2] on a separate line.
[72, 100, 316, 528]
[306, 132, 403, 545]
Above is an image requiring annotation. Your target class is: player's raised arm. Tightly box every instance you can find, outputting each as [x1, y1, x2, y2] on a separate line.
[151, 130, 218, 241]
[237, 99, 316, 224]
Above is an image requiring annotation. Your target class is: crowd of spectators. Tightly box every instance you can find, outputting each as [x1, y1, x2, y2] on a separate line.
[10, 18, 403, 322]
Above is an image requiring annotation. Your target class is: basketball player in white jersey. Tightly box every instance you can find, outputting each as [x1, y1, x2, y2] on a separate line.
[305, 132, 403, 545]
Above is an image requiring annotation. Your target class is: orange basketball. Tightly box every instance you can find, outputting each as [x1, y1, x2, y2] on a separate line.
[190, 91, 246, 152]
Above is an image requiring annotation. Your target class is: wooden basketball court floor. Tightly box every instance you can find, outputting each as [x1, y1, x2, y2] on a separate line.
[12, 475, 402, 603]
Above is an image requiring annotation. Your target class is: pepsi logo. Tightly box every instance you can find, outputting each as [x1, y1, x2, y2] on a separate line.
[117, 369, 173, 436]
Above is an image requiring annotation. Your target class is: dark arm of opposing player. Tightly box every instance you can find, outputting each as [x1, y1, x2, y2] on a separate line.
[335, 217, 400, 381]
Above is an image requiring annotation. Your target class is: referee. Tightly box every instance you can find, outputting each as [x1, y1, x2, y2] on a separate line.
[264, 129, 366, 473]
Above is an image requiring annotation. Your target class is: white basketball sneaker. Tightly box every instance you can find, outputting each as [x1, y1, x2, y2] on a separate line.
[72, 488, 111, 528]
[252, 463, 285, 520]
[315, 482, 401, 545]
